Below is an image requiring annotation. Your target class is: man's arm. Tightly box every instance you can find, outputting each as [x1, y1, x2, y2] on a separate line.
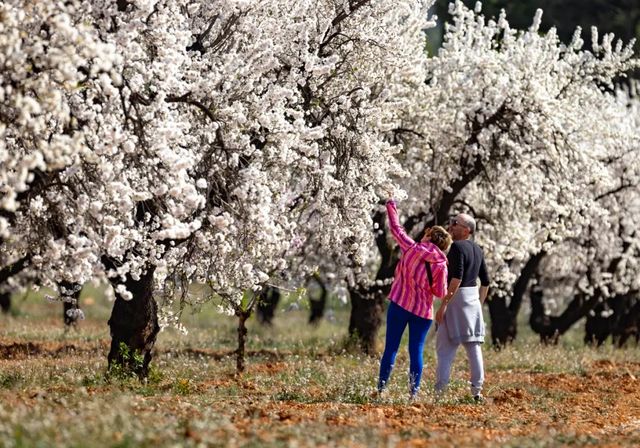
[479, 285, 489, 304]
[478, 253, 490, 304]
[442, 278, 461, 305]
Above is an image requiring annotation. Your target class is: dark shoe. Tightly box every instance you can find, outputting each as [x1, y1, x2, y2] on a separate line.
[473, 394, 485, 403]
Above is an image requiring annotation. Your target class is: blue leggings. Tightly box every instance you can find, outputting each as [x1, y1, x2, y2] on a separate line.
[378, 301, 433, 396]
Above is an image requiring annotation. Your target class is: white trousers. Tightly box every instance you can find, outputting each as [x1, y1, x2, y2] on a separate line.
[435, 323, 485, 396]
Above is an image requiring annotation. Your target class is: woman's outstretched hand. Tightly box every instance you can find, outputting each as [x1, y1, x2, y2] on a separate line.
[380, 183, 394, 200]
[380, 184, 407, 202]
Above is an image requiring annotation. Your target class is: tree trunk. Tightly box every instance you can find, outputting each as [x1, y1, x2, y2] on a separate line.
[529, 285, 560, 344]
[610, 293, 640, 348]
[529, 283, 602, 344]
[107, 267, 159, 379]
[487, 295, 517, 347]
[236, 308, 251, 374]
[348, 286, 386, 355]
[348, 286, 386, 354]
[584, 299, 613, 346]
[0, 255, 31, 315]
[348, 209, 395, 354]
[0, 291, 10, 314]
[308, 274, 327, 325]
[488, 251, 547, 347]
[256, 286, 280, 326]
[581, 239, 635, 345]
[554, 292, 603, 335]
[63, 301, 77, 326]
[585, 293, 640, 347]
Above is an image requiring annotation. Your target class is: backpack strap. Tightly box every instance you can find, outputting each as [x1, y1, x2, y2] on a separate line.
[425, 262, 433, 288]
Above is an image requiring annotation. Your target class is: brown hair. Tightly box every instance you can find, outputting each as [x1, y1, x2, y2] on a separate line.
[426, 225, 452, 252]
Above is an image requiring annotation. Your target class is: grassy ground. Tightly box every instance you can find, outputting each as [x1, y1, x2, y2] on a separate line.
[1, 289, 639, 447]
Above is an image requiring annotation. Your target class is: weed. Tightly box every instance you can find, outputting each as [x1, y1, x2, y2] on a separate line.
[172, 378, 195, 395]
[135, 384, 159, 397]
[107, 343, 146, 381]
[342, 388, 371, 404]
[0, 372, 22, 389]
[274, 389, 305, 401]
[340, 331, 364, 354]
[111, 435, 138, 448]
[80, 373, 104, 388]
[530, 363, 553, 373]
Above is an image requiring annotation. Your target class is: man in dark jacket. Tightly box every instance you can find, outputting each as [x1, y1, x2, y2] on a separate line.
[435, 213, 490, 402]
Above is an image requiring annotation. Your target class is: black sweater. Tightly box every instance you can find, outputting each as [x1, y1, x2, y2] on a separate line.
[447, 240, 490, 287]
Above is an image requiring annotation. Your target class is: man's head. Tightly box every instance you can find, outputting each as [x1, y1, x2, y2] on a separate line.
[447, 213, 476, 241]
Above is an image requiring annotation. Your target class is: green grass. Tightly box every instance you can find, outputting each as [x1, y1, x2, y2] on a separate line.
[1, 289, 639, 447]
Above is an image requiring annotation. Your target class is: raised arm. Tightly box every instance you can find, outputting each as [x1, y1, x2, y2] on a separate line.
[386, 200, 415, 252]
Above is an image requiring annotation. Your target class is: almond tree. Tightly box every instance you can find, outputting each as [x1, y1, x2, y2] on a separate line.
[530, 87, 640, 345]
[344, 1, 639, 351]
[1, 0, 435, 374]
[0, 1, 121, 323]
[153, 0, 437, 371]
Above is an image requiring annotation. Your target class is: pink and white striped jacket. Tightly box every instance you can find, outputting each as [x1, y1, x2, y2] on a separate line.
[386, 200, 448, 320]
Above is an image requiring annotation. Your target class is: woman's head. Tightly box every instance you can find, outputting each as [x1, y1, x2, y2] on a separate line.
[423, 226, 452, 252]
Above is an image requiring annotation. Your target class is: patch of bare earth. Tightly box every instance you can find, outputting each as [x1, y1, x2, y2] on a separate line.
[0, 337, 109, 360]
[221, 360, 640, 446]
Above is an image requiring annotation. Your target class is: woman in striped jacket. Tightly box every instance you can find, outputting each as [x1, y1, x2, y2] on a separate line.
[377, 199, 451, 399]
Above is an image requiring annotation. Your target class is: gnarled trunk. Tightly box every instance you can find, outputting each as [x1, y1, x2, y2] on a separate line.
[584, 299, 613, 346]
[488, 251, 547, 347]
[487, 296, 517, 347]
[529, 286, 560, 344]
[607, 293, 639, 347]
[348, 286, 385, 355]
[530, 284, 601, 344]
[308, 274, 327, 325]
[348, 210, 396, 354]
[256, 286, 280, 326]
[107, 267, 159, 379]
[0, 291, 10, 314]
